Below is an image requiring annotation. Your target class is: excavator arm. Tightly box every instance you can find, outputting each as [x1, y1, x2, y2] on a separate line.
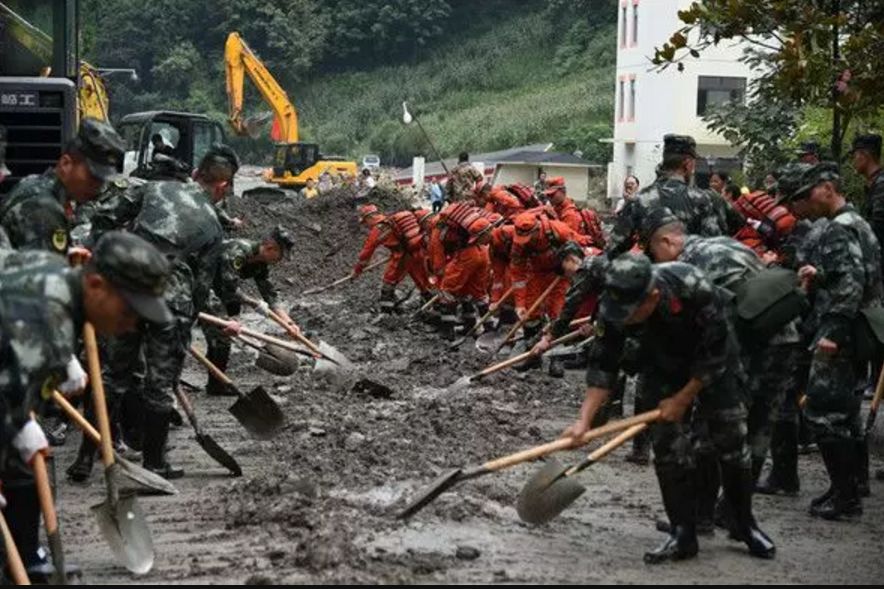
[224, 32, 298, 142]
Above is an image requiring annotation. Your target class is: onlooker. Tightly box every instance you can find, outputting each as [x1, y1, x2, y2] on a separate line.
[317, 171, 333, 193]
[614, 175, 640, 214]
[534, 170, 548, 202]
[709, 170, 729, 195]
[429, 179, 445, 213]
[301, 177, 319, 199]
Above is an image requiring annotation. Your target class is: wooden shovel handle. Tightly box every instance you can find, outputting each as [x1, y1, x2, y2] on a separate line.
[189, 346, 235, 386]
[478, 329, 585, 378]
[498, 276, 562, 349]
[483, 409, 661, 472]
[0, 512, 30, 585]
[864, 360, 884, 434]
[197, 312, 313, 356]
[583, 423, 649, 464]
[83, 323, 114, 468]
[31, 452, 58, 539]
[416, 293, 441, 315]
[52, 391, 101, 444]
[304, 257, 388, 294]
[569, 316, 593, 328]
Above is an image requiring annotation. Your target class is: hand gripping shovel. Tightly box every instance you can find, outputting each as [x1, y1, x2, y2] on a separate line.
[31, 450, 65, 584]
[83, 323, 154, 575]
[450, 328, 588, 392]
[189, 346, 285, 439]
[302, 257, 389, 295]
[174, 386, 242, 477]
[51, 392, 177, 496]
[517, 412, 661, 526]
[493, 277, 562, 355]
[449, 286, 515, 350]
[397, 410, 663, 520]
[0, 511, 30, 585]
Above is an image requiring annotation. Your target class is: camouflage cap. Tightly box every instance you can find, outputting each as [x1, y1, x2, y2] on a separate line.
[270, 225, 295, 257]
[69, 118, 126, 181]
[599, 253, 656, 325]
[774, 162, 815, 202]
[796, 141, 821, 157]
[663, 134, 698, 158]
[0, 124, 8, 177]
[91, 231, 173, 323]
[640, 206, 681, 245]
[850, 134, 882, 160]
[201, 143, 241, 174]
[780, 162, 840, 202]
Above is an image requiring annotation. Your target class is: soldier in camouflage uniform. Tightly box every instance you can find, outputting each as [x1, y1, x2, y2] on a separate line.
[560, 253, 774, 564]
[606, 135, 721, 259]
[73, 145, 238, 480]
[445, 152, 484, 203]
[0, 118, 125, 255]
[644, 208, 804, 532]
[201, 226, 296, 396]
[778, 162, 883, 520]
[0, 124, 9, 249]
[1, 232, 171, 581]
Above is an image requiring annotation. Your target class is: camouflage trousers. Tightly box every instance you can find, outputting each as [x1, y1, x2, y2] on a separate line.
[104, 263, 195, 415]
[644, 370, 750, 472]
[805, 350, 863, 441]
[744, 343, 805, 464]
[200, 292, 231, 367]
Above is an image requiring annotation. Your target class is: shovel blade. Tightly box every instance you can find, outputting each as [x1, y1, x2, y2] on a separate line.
[314, 340, 354, 373]
[397, 468, 463, 520]
[116, 454, 178, 496]
[91, 493, 154, 575]
[256, 350, 298, 376]
[516, 459, 586, 525]
[448, 375, 475, 393]
[196, 433, 243, 477]
[229, 386, 285, 440]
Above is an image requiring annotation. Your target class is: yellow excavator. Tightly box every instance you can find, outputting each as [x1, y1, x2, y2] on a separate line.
[225, 32, 356, 189]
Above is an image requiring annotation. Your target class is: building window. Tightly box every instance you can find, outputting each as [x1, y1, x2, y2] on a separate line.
[618, 79, 625, 121]
[620, 4, 628, 47]
[628, 78, 636, 121]
[632, 3, 639, 46]
[697, 76, 747, 116]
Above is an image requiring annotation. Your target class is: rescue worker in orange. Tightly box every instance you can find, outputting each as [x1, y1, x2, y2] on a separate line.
[427, 203, 494, 339]
[354, 204, 432, 313]
[510, 210, 591, 376]
[545, 176, 607, 248]
[489, 223, 518, 327]
[473, 179, 525, 220]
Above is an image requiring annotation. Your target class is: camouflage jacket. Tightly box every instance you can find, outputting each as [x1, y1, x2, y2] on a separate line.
[680, 235, 762, 294]
[0, 169, 71, 253]
[446, 162, 483, 202]
[802, 205, 882, 347]
[711, 193, 747, 237]
[862, 169, 884, 256]
[607, 174, 721, 258]
[549, 255, 609, 338]
[586, 262, 736, 390]
[0, 255, 83, 446]
[88, 180, 224, 314]
[215, 238, 278, 310]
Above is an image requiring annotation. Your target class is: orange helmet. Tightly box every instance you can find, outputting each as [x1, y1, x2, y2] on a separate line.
[512, 212, 540, 246]
[358, 204, 382, 223]
[543, 176, 566, 196]
[466, 217, 493, 244]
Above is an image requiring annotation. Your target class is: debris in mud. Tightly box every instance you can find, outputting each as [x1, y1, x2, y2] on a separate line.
[455, 546, 481, 561]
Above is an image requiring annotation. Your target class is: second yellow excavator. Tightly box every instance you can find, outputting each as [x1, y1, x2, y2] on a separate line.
[225, 32, 356, 190]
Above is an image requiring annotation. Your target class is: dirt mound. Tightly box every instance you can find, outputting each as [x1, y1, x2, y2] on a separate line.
[227, 184, 414, 295]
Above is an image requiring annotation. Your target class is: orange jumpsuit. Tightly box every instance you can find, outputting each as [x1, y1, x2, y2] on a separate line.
[511, 217, 589, 321]
[489, 225, 514, 307]
[483, 187, 525, 220]
[553, 198, 606, 248]
[357, 216, 431, 293]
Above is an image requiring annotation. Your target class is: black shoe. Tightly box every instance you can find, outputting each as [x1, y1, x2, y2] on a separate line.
[858, 438, 870, 498]
[45, 420, 68, 447]
[169, 408, 184, 427]
[644, 526, 699, 564]
[720, 463, 776, 559]
[25, 552, 82, 584]
[548, 358, 565, 378]
[656, 519, 713, 537]
[143, 410, 185, 480]
[756, 472, 800, 496]
[757, 421, 800, 496]
[810, 438, 862, 521]
[66, 441, 96, 483]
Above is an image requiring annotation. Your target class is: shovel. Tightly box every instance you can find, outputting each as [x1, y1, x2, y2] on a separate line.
[493, 277, 562, 355]
[233, 334, 301, 376]
[449, 287, 515, 350]
[174, 386, 242, 477]
[517, 417, 659, 526]
[51, 392, 177, 496]
[450, 328, 588, 392]
[302, 257, 389, 295]
[83, 323, 154, 575]
[398, 410, 663, 519]
[0, 511, 30, 585]
[409, 293, 441, 323]
[189, 346, 285, 439]
[31, 450, 65, 584]
[864, 360, 884, 435]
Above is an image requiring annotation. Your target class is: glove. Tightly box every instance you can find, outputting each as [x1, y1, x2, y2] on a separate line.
[58, 355, 88, 395]
[12, 420, 49, 465]
[255, 300, 271, 316]
[353, 263, 364, 277]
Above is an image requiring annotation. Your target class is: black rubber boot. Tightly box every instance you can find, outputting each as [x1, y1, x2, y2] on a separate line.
[695, 453, 720, 536]
[206, 342, 235, 396]
[514, 323, 543, 372]
[475, 301, 493, 332]
[456, 301, 478, 334]
[858, 437, 870, 498]
[644, 467, 699, 564]
[66, 435, 97, 483]
[810, 436, 837, 509]
[436, 302, 459, 341]
[143, 410, 184, 480]
[379, 284, 397, 314]
[548, 357, 565, 378]
[811, 438, 862, 521]
[625, 431, 651, 465]
[756, 421, 800, 496]
[720, 463, 776, 559]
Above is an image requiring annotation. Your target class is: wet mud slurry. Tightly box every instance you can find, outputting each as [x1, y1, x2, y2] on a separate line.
[54, 175, 884, 583]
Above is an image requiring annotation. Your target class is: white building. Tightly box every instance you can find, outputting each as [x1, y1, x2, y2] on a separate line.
[607, 0, 759, 202]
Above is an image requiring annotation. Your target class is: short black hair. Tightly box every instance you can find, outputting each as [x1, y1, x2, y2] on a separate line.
[458, 152, 469, 163]
[661, 152, 691, 172]
[710, 170, 730, 183]
[724, 183, 741, 200]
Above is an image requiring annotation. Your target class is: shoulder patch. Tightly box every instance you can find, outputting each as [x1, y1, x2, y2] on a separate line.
[232, 256, 244, 271]
[51, 228, 68, 252]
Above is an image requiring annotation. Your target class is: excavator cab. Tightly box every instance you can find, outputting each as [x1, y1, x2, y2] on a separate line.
[273, 142, 319, 178]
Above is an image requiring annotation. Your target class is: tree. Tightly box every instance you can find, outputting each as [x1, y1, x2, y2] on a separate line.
[652, 1, 884, 161]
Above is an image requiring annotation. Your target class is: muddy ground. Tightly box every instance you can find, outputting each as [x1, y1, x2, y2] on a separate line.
[52, 173, 884, 584]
